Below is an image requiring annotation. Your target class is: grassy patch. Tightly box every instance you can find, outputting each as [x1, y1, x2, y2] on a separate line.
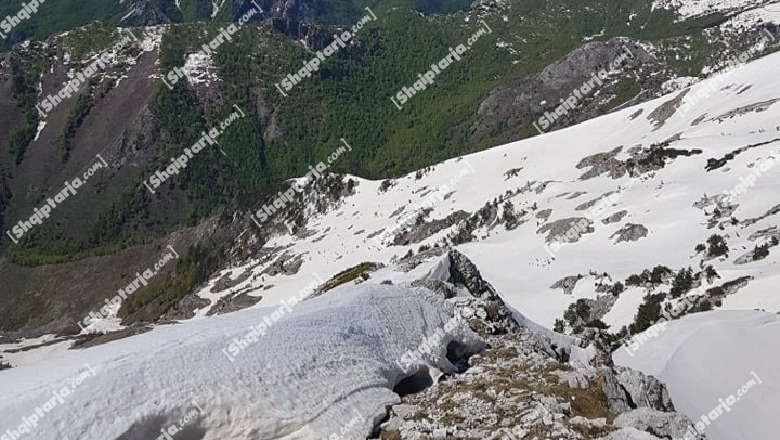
[318, 262, 381, 294]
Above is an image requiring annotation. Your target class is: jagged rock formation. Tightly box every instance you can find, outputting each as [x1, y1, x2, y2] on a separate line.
[378, 250, 702, 440]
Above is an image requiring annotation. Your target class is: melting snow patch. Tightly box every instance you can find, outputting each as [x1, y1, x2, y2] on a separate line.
[653, 0, 773, 21]
[183, 52, 220, 86]
[212, 0, 226, 18]
[33, 120, 46, 141]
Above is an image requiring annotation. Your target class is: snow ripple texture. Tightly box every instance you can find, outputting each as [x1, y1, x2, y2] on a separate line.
[0, 285, 484, 439]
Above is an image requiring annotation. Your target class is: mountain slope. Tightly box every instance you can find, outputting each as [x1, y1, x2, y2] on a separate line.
[0, 250, 703, 440]
[0, 0, 778, 338]
[185, 48, 780, 331]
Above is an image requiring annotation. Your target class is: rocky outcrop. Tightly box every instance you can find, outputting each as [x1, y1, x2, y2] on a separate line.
[615, 366, 675, 412]
[472, 38, 659, 143]
[382, 249, 698, 440]
[614, 408, 703, 440]
[611, 223, 649, 243]
[550, 274, 585, 295]
[159, 294, 211, 321]
[603, 210, 629, 224]
[205, 292, 263, 316]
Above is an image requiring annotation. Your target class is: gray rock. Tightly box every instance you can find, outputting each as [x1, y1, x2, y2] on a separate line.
[614, 408, 704, 440]
[615, 366, 675, 412]
[550, 275, 584, 295]
[611, 223, 649, 243]
[538, 218, 594, 244]
[410, 279, 457, 299]
[599, 428, 664, 440]
[602, 366, 633, 414]
[206, 292, 263, 316]
[602, 210, 629, 225]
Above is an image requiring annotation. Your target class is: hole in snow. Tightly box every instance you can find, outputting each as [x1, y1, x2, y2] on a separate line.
[446, 340, 473, 373]
[393, 365, 433, 397]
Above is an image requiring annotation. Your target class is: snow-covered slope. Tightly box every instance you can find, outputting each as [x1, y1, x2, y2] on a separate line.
[615, 310, 780, 440]
[190, 50, 780, 332]
[127, 47, 780, 440]
[6, 22, 780, 440]
[0, 284, 483, 439]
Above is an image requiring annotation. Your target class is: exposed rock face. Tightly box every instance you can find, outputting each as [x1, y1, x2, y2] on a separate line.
[576, 192, 617, 211]
[447, 249, 489, 297]
[381, 332, 607, 440]
[536, 208, 553, 221]
[647, 90, 689, 129]
[432, 249, 521, 335]
[472, 38, 658, 143]
[159, 294, 211, 321]
[262, 252, 304, 276]
[380, 331, 699, 440]
[602, 366, 634, 414]
[392, 210, 471, 246]
[538, 218, 595, 243]
[120, 0, 179, 26]
[410, 279, 457, 299]
[577, 146, 628, 180]
[586, 295, 619, 323]
[603, 210, 629, 224]
[206, 292, 263, 316]
[615, 366, 675, 412]
[121, 0, 315, 38]
[612, 223, 649, 243]
[614, 408, 704, 440]
[381, 249, 697, 440]
[550, 274, 584, 295]
[263, 0, 316, 39]
[577, 143, 703, 181]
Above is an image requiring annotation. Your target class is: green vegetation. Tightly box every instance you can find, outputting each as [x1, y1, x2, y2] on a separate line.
[7, 46, 45, 165]
[63, 22, 124, 60]
[0, 0, 472, 51]
[628, 293, 664, 335]
[752, 243, 770, 261]
[669, 266, 693, 298]
[703, 265, 720, 283]
[607, 281, 625, 297]
[626, 265, 672, 287]
[319, 261, 380, 294]
[0, 0, 122, 51]
[4, 0, 739, 261]
[563, 298, 591, 333]
[1, 0, 767, 325]
[60, 90, 94, 162]
[707, 234, 729, 258]
[705, 275, 753, 298]
[176, 0, 212, 23]
[120, 243, 221, 322]
[308, 0, 472, 24]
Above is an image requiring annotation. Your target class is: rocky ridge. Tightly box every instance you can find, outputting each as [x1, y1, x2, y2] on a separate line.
[377, 250, 703, 440]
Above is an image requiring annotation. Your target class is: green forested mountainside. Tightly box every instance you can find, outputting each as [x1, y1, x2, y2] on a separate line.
[0, 0, 123, 50]
[2, 0, 771, 330]
[0, 0, 473, 51]
[6, 48, 44, 165]
[0, 0, 734, 265]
